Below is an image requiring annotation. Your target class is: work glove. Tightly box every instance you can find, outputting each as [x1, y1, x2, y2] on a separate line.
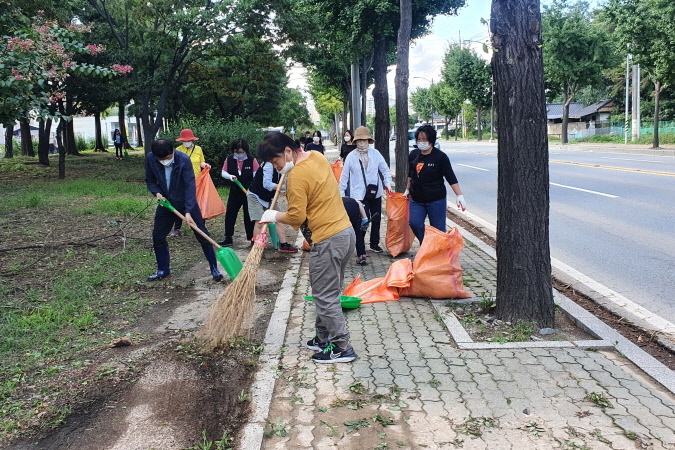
[360, 218, 370, 232]
[200, 162, 211, 170]
[221, 170, 234, 180]
[456, 195, 467, 211]
[403, 189, 409, 198]
[260, 209, 279, 223]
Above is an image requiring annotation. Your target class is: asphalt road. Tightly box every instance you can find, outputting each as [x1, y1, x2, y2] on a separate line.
[412, 140, 675, 327]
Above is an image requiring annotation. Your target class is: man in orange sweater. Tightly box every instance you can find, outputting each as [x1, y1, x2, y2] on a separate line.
[258, 132, 357, 363]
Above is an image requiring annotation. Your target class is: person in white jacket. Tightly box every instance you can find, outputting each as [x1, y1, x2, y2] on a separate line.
[339, 126, 392, 254]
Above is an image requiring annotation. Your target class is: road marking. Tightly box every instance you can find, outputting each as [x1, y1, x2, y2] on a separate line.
[601, 156, 666, 163]
[549, 159, 675, 177]
[550, 182, 618, 198]
[457, 163, 490, 171]
[448, 209, 675, 338]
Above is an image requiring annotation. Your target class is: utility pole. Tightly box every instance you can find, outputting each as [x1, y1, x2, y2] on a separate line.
[631, 63, 640, 141]
[351, 64, 362, 129]
[624, 52, 630, 145]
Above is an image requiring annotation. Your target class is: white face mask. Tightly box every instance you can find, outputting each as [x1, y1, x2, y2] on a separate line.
[344, 136, 351, 142]
[417, 142, 431, 151]
[277, 151, 294, 175]
[184, 141, 194, 149]
[313, 137, 320, 143]
[356, 141, 369, 151]
[159, 156, 174, 167]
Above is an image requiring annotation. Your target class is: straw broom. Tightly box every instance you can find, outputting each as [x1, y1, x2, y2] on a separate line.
[199, 174, 286, 350]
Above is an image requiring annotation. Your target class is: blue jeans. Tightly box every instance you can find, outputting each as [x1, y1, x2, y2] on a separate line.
[409, 198, 447, 243]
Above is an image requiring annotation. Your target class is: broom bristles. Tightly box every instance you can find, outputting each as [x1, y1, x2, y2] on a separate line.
[199, 242, 266, 350]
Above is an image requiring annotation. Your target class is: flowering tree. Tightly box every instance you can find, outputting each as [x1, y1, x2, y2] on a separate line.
[1, 12, 131, 164]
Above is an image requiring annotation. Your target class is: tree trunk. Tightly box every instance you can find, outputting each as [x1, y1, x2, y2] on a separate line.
[394, 0, 412, 192]
[476, 108, 483, 141]
[561, 90, 570, 144]
[491, 0, 554, 327]
[361, 52, 372, 127]
[38, 119, 51, 166]
[343, 102, 349, 136]
[653, 81, 661, 149]
[56, 120, 66, 179]
[118, 101, 132, 150]
[372, 35, 391, 166]
[136, 114, 144, 148]
[4, 124, 14, 158]
[66, 119, 78, 155]
[19, 119, 34, 156]
[444, 116, 449, 140]
[94, 112, 106, 151]
[455, 114, 459, 140]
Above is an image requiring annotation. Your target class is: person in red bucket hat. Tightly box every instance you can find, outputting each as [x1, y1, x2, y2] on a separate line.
[169, 129, 212, 238]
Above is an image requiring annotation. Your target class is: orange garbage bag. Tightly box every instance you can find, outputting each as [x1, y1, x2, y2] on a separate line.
[385, 191, 414, 257]
[400, 226, 472, 299]
[343, 259, 413, 304]
[196, 168, 226, 219]
[330, 159, 343, 182]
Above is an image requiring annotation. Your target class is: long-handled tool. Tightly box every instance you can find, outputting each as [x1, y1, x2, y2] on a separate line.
[200, 174, 287, 349]
[232, 177, 279, 248]
[157, 199, 243, 280]
[305, 280, 385, 309]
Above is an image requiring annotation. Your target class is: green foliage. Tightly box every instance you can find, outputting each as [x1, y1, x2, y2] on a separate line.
[411, 88, 434, 122]
[185, 430, 234, 450]
[158, 116, 265, 167]
[74, 133, 97, 153]
[442, 45, 491, 112]
[542, 0, 618, 102]
[430, 82, 463, 120]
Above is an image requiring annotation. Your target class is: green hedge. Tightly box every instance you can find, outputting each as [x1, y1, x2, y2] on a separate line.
[158, 116, 266, 169]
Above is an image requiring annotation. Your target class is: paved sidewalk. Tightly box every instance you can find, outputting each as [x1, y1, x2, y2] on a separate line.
[243, 214, 675, 449]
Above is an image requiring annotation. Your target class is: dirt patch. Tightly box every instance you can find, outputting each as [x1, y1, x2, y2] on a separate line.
[448, 211, 675, 370]
[445, 300, 594, 344]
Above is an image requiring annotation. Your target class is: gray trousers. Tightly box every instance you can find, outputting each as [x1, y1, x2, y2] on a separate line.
[309, 227, 356, 348]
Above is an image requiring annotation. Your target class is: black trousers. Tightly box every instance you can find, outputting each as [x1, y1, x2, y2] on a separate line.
[224, 188, 254, 241]
[361, 196, 382, 246]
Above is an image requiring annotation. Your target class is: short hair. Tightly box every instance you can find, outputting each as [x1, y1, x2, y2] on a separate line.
[415, 124, 436, 145]
[230, 138, 250, 153]
[258, 131, 300, 162]
[152, 139, 174, 158]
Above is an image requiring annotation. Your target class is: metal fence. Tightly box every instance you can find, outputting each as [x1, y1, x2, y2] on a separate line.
[563, 121, 675, 140]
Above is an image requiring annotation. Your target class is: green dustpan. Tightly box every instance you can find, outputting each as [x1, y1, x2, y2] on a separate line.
[157, 199, 243, 280]
[304, 295, 362, 309]
[268, 223, 280, 249]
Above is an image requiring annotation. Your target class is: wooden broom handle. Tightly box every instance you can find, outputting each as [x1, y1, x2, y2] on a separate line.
[354, 280, 385, 298]
[260, 173, 286, 234]
[168, 208, 221, 248]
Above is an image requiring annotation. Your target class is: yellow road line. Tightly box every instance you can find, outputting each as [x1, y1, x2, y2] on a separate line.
[446, 149, 675, 177]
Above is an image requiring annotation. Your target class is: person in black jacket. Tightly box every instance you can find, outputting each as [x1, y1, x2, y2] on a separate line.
[145, 139, 224, 282]
[305, 130, 325, 154]
[219, 139, 257, 247]
[339, 129, 357, 161]
[405, 125, 466, 243]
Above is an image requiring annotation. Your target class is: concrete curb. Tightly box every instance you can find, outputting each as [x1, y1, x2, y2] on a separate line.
[238, 233, 306, 450]
[445, 212, 675, 395]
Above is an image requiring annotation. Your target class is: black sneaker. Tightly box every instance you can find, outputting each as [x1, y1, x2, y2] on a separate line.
[311, 343, 358, 363]
[369, 244, 383, 253]
[218, 237, 233, 247]
[278, 242, 298, 253]
[306, 336, 328, 351]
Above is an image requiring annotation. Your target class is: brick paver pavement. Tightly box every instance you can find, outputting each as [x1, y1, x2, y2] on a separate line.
[261, 217, 675, 449]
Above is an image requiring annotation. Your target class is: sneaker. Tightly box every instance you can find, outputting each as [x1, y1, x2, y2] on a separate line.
[356, 255, 367, 265]
[312, 343, 358, 363]
[278, 242, 298, 253]
[168, 229, 181, 238]
[369, 244, 383, 253]
[218, 237, 233, 247]
[306, 336, 328, 351]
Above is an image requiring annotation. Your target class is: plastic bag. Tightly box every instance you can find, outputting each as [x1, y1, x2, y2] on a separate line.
[385, 191, 414, 257]
[400, 226, 472, 299]
[196, 168, 226, 219]
[331, 159, 343, 182]
[343, 259, 413, 304]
